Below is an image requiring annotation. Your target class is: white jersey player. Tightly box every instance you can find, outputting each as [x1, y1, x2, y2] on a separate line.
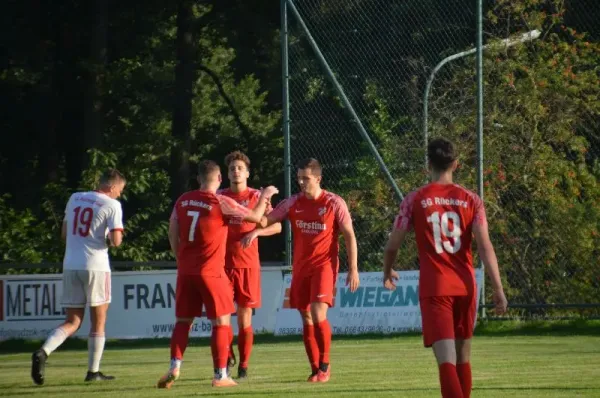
[31, 169, 126, 385]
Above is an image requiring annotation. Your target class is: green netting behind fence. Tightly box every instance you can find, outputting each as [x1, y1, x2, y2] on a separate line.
[284, 0, 600, 309]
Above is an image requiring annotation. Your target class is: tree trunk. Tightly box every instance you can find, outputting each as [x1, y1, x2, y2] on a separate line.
[59, 19, 85, 190]
[82, 0, 108, 169]
[170, 0, 196, 201]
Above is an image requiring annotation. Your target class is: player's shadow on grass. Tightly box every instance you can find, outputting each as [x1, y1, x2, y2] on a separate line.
[0, 384, 161, 396]
[1, 333, 423, 353]
[191, 388, 435, 396]
[474, 387, 600, 391]
[2, 319, 599, 354]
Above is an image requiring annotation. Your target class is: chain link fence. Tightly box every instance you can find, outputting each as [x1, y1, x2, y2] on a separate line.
[283, 0, 600, 313]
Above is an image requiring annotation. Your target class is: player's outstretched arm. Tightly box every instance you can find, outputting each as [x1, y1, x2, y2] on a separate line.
[168, 216, 179, 258]
[340, 222, 359, 292]
[473, 221, 507, 315]
[382, 229, 407, 290]
[258, 222, 282, 235]
[258, 214, 278, 228]
[219, 186, 279, 224]
[242, 186, 279, 223]
[240, 222, 282, 249]
[258, 193, 294, 228]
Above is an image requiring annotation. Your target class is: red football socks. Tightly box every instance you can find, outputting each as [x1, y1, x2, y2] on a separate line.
[228, 325, 235, 361]
[302, 325, 320, 372]
[439, 362, 464, 398]
[238, 326, 254, 369]
[212, 325, 230, 369]
[457, 362, 472, 398]
[314, 320, 332, 365]
[170, 321, 190, 360]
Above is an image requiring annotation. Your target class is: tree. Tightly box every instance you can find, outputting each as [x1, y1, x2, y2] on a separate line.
[170, 0, 197, 200]
[82, 0, 109, 169]
[0, 1, 281, 266]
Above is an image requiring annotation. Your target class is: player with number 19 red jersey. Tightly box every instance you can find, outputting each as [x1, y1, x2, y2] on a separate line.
[395, 182, 484, 300]
[383, 138, 507, 398]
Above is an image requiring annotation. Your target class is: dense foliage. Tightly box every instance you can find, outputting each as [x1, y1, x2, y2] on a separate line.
[1, 0, 598, 305]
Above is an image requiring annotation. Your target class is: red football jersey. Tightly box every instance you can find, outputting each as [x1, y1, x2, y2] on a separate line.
[219, 187, 272, 269]
[270, 190, 351, 276]
[394, 182, 487, 297]
[171, 190, 251, 276]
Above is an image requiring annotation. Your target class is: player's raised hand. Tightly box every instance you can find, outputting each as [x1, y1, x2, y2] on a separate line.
[346, 270, 360, 292]
[261, 185, 279, 199]
[240, 230, 259, 249]
[383, 269, 399, 291]
[493, 289, 508, 315]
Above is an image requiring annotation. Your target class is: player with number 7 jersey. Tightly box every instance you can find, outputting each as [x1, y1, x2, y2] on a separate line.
[157, 160, 278, 390]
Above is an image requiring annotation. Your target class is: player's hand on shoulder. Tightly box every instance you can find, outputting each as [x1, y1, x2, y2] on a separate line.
[493, 289, 508, 315]
[240, 230, 259, 249]
[346, 269, 360, 292]
[383, 269, 399, 291]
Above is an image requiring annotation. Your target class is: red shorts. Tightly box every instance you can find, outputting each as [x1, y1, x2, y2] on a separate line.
[225, 267, 261, 308]
[289, 267, 336, 311]
[420, 294, 476, 347]
[175, 273, 235, 320]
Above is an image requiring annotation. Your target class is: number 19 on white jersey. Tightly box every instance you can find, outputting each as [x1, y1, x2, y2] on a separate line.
[63, 191, 124, 272]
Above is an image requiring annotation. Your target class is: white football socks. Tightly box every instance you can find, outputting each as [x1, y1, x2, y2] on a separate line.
[41, 327, 69, 356]
[88, 333, 106, 373]
[170, 358, 182, 370]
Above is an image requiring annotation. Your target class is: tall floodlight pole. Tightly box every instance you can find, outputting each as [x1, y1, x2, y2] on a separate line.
[422, 29, 541, 168]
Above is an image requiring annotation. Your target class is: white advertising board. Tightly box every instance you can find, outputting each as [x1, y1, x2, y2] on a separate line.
[274, 270, 483, 335]
[0, 268, 285, 340]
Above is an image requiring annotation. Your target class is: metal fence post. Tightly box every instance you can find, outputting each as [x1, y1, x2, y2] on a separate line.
[281, 0, 292, 267]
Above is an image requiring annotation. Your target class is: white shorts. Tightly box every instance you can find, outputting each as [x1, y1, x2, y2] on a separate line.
[61, 270, 112, 308]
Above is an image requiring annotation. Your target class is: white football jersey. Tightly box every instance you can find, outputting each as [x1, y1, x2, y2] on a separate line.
[62, 191, 124, 271]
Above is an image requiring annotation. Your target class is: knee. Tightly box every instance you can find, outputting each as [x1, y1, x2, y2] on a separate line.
[213, 315, 231, 327]
[455, 340, 472, 363]
[89, 317, 107, 333]
[66, 316, 83, 330]
[69, 320, 83, 332]
[310, 304, 328, 323]
[456, 348, 471, 364]
[237, 308, 251, 328]
[299, 310, 312, 325]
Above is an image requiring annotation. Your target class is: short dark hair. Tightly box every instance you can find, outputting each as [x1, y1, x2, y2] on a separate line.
[297, 158, 322, 176]
[99, 169, 126, 187]
[427, 138, 457, 172]
[197, 160, 220, 182]
[224, 151, 251, 169]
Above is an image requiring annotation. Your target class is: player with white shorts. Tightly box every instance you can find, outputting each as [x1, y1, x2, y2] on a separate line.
[31, 169, 126, 385]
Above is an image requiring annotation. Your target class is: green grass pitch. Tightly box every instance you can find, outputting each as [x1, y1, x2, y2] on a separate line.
[1, 322, 599, 397]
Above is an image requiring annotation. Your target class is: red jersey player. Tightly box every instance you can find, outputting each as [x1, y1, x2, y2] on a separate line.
[219, 151, 282, 379]
[262, 158, 359, 383]
[382, 138, 507, 398]
[157, 160, 278, 389]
